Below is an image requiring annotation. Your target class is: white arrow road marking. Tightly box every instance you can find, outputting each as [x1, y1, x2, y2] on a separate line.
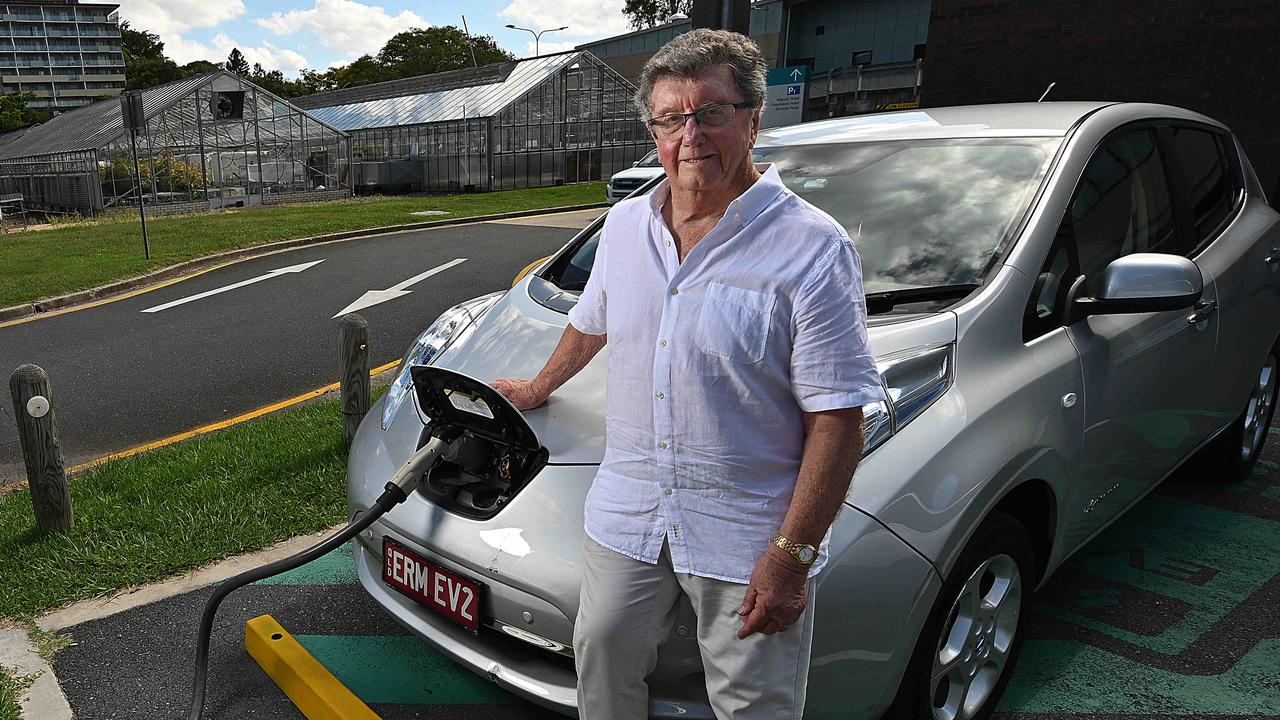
[141, 259, 326, 313]
[332, 258, 467, 318]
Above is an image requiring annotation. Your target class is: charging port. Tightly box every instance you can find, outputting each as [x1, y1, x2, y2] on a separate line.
[410, 366, 548, 520]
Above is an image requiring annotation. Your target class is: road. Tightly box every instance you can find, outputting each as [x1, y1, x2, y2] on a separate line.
[48, 421, 1280, 719]
[0, 209, 602, 483]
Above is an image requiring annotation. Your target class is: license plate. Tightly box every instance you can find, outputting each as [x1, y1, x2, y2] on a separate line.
[382, 537, 482, 633]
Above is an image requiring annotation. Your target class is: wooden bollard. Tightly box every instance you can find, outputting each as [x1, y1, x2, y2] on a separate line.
[339, 313, 371, 447]
[9, 364, 73, 534]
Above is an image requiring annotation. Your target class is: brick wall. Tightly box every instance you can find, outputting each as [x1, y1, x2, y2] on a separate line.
[922, 0, 1280, 197]
[261, 188, 351, 206]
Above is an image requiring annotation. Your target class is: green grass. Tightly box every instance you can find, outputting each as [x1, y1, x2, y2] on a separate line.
[0, 666, 32, 720]
[0, 183, 605, 308]
[0, 390, 376, 621]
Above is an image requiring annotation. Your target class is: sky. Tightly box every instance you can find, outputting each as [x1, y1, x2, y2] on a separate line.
[113, 0, 639, 77]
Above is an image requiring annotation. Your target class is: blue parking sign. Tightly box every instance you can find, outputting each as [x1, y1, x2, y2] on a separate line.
[787, 85, 801, 96]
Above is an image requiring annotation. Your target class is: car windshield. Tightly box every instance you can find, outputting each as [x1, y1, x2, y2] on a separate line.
[635, 149, 661, 167]
[543, 138, 1060, 297]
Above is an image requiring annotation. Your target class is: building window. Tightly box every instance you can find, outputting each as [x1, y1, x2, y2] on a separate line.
[852, 50, 872, 65]
[815, 25, 825, 36]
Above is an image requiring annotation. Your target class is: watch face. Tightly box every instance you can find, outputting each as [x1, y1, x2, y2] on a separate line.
[797, 545, 818, 563]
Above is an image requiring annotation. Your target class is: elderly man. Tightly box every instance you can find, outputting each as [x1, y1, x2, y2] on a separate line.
[492, 29, 883, 719]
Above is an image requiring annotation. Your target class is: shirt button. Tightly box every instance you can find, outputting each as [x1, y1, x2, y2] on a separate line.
[669, 288, 679, 295]
[657, 441, 668, 449]
[665, 240, 672, 247]
[664, 488, 672, 496]
[656, 392, 665, 399]
[658, 339, 667, 348]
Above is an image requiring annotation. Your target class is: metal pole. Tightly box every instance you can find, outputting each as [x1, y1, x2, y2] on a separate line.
[460, 15, 479, 68]
[129, 126, 150, 259]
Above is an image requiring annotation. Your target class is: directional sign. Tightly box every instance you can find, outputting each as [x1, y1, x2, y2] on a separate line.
[762, 66, 808, 129]
[141, 260, 325, 313]
[332, 258, 467, 318]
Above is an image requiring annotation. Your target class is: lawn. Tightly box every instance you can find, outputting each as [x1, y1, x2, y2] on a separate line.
[0, 391, 370, 621]
[0, 183, 604, 309]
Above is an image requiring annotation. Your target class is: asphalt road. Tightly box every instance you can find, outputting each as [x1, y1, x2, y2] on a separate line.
[50, 419, 1280, 719]
[0, 210, 602, 483]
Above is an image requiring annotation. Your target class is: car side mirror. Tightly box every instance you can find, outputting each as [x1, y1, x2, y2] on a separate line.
[1065, 253, 1203, 324]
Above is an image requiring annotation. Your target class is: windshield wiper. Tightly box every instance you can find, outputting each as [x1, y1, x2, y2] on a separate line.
[865, 284, 979, 315]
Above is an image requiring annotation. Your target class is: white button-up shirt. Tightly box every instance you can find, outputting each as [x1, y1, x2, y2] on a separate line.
[567, 164, 885, 583]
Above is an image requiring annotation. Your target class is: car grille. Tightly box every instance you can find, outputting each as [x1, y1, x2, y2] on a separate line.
[611, 177, 645, 192]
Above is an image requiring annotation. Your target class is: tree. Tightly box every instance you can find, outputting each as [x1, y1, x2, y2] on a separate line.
[248, 63, 310, 98]
[334, 55, 394, 88]
[622, 0, 692, 30]
[0, 93, 50, 132]
[121, 20, 181, 90]
[180, 60, 222, 77]
[225, 48, 251, 76]
[377, 26, 514, 80]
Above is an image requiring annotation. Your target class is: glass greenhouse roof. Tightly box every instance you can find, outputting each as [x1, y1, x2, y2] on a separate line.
[303, 52, 591, 132]
[0, 71, 345, 161]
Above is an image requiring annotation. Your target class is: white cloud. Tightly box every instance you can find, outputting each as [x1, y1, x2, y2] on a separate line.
[166, 33, 311, 76]
[115, 0, 247, 36]
[500, 0, 632, 41]
[526, 39, 579, 56]
[255, 0, 429, 57]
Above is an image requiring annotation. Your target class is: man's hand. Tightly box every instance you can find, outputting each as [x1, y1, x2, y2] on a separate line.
[737, 545, 808, 638]
[491, 378, 548, 410]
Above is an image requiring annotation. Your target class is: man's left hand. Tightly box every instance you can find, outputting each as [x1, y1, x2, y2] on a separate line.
[737, 545, 808, 638]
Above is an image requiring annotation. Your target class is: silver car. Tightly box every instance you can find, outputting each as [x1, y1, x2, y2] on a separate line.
[348, 102, 1280, 720]
[606, 148, 666, 204]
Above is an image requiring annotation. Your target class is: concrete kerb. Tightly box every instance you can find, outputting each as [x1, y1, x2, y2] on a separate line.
[0, 202, 608, 324]
[0, 525, 347, 719]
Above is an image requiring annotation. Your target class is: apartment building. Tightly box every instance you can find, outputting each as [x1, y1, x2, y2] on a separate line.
[0, 0, 124, 112]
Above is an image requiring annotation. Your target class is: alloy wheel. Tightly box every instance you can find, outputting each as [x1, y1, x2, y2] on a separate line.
[1241, 355, 1277, 464]
[930, 553, 1023, 720]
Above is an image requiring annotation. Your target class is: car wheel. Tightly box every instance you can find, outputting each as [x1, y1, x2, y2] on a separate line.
[885, 513, 1035, 720]
[1203, 340, 1278, 482]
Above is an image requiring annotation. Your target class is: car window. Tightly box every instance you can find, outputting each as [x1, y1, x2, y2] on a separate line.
[1164, 126, 1238, 246]
[1024, 127, 1178, 340]
[1069, 128, 1180, 295]
[636, 149, 661, 167]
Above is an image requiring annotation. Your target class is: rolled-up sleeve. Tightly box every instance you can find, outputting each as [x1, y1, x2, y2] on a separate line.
[567, 224, 608, 336]
[790, 235, 886, 412]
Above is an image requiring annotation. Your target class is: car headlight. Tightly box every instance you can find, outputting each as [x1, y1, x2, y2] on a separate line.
[863, 343, 954, 455]
[381, 292, 504, 429]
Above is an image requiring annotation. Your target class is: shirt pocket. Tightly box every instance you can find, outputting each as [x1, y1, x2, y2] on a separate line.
[696, 282, 775, 364]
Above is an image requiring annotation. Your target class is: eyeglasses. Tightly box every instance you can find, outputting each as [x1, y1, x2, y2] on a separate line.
[645, 102, 755, 139]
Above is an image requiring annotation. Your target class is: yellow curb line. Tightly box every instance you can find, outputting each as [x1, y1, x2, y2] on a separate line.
[63, 359, 400, 475]
[246, 614, 380, 720]
[0, 261, 235, 329]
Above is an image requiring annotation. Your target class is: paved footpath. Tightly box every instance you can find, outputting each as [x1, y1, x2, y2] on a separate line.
[24, 422, 1280, 719]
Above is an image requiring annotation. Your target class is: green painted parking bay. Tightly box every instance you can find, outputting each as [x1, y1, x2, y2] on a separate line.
[261, 451, 1280, 717]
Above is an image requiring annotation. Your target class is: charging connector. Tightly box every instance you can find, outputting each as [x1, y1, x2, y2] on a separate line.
[186, 436, 448, 720]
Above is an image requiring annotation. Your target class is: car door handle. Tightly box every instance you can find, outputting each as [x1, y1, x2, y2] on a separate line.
[1266, 247, 1280, 265]
[1187, 299, 1217, 324]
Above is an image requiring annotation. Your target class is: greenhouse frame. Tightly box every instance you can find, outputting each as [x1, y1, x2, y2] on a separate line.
[0, 71, 351, 216]
[294, 51, 651, 193]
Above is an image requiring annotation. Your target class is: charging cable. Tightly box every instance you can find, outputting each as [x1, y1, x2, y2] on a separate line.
[187, 436, 449, 720]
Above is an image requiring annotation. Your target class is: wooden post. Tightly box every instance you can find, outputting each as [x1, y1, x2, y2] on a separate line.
[339, 314, 371, 447]
[9, 364, 72, 534]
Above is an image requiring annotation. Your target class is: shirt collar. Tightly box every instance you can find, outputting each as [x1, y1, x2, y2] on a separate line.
[647, 162, 785, 227]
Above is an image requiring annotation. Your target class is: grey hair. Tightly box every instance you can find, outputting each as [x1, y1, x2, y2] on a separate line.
[634, 29, 767, 118]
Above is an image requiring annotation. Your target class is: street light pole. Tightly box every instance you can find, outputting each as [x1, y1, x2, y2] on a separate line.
[504, 24, 569, 57]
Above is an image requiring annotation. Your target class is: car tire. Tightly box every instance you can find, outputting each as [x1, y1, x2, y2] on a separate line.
[1201, 339, 1278, 482]
[884, 512, 1035, 720]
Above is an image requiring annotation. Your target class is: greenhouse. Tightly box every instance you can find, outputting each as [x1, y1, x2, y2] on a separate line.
[0, 71, 351, 216]
[293, 51, 651, 193]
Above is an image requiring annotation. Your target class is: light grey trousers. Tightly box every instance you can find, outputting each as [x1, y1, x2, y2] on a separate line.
[574, 535, 816, 720]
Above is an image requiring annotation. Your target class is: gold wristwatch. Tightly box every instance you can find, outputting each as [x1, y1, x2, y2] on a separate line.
[772, 533, 818, 566]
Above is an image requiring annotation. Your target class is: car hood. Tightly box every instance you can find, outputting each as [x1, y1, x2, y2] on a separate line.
[430, 283, 958, 464]
[610, 166, 665, 182]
